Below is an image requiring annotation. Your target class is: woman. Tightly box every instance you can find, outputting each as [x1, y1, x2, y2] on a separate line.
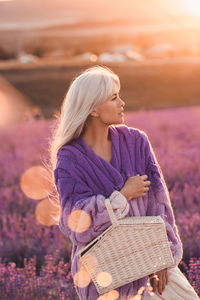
[50, 66, 199, 299]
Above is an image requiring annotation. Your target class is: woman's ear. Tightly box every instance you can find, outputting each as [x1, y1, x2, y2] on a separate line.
[90, 111, 99, 117]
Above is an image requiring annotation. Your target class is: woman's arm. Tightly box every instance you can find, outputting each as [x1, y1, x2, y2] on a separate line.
[54, 167, 129, 247]
[142, 131, 183, 267]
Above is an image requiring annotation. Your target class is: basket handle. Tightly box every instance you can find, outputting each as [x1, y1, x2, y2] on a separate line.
[105, 198, 118, 227]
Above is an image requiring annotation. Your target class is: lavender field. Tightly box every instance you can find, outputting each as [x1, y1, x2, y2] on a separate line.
[0, 105, 200, 299]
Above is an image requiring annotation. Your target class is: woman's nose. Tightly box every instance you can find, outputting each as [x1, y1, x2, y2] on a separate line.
[119, 98, 125, 107]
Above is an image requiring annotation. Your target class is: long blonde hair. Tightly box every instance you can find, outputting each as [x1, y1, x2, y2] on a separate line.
[44, 65, 120, 223]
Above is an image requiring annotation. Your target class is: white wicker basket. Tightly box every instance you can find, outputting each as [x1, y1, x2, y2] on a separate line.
[77, 198, 175, 295]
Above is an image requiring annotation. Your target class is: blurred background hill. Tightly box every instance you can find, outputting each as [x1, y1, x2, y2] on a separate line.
[0, 0, 200, 124]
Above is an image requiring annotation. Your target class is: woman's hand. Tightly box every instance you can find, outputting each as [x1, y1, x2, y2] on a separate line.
[120, 174, 151, 201]
[149, 268, 168, 294]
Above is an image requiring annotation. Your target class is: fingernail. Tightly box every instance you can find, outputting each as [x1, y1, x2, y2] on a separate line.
[159, 292, 162, 295]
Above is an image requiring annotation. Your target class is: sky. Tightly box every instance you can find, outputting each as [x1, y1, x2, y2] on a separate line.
[0, 0, 199, 29]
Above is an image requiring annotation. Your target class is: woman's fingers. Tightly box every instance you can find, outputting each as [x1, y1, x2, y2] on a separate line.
[163, 269, 168, 290]
[150, 277, 158, 293]
[156, 269, 168, 293]
[166, 269, 168, 285]
[149, 269, 169, 294]
[144, 180, 151, 186]
[158, 272, 164, 293]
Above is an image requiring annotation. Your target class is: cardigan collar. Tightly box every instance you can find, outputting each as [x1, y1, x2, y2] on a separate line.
[76, 125, 118, 168]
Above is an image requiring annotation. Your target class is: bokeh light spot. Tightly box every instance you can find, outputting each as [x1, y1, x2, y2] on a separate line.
[137, 286, 145, 295]
[20, 166, 53, 200]
[67, 210, 91, 233]
[128, 296, 141, 300]
[79, 254, 98, 274]
[74, 265, 91, 288]
[35, 198, 59, 226]
[97, 290, 119, 300]
[125, 286, 147, 299]
[90, 54, 98, 62]
[96, 271, 112, 287]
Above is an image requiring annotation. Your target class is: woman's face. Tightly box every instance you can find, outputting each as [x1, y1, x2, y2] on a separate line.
[94, 82, 125, 125]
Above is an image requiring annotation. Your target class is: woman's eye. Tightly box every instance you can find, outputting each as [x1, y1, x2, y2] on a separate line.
[112, 96, 117, 101]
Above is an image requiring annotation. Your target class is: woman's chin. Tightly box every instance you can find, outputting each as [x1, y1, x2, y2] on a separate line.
[118, 114, 125, 122]
[114, 118, 124, 125]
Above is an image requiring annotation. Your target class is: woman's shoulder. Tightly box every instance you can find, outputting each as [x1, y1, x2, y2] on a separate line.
[57, 144, 76, 160]
[54, 140, 81, 176]
[112, 124, 148, 141]
[56, 136, 83, 160]
[54, 142, 83, 184]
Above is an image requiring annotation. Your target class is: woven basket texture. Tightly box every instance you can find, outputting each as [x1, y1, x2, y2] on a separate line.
[78, 198, 174, 295]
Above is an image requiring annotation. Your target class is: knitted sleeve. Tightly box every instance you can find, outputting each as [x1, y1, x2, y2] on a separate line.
[54, 166, 129, 247]
[141, 131, 183, 267]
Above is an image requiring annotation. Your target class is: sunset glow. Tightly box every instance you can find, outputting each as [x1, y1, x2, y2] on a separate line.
[182, 0, 200, 15]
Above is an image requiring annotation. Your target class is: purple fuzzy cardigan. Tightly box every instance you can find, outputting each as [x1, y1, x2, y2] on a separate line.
[53, 124, 183, 299]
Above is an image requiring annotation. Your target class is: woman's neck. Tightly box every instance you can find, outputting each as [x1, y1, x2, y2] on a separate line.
[80, 120, 111, 148]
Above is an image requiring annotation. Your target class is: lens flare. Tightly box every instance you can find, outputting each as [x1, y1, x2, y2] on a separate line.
[20, 166, 53, 200]
[67, 210, 91, 233]
[96, 272, 112, 288]
[35, 198, 59, 226]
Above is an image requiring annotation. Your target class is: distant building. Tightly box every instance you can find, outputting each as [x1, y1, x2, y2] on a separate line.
[112, 44, 134, 54]
[125, 50, 143, 61]
[98, 52, 126, 63]
[143, 43, 174, 59]
[17, 51, 37, 64]
[79, 52, 98, 62]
